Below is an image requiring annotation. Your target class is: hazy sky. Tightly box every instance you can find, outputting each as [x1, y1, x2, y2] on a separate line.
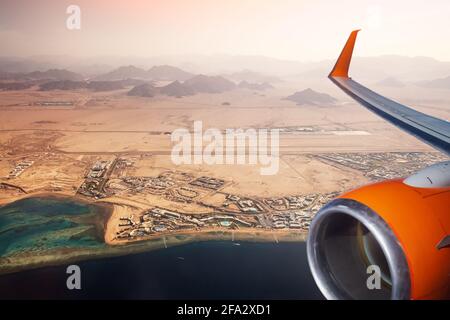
[1, 0, 450, 61]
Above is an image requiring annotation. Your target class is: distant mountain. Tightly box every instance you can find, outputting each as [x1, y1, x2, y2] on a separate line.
[418, 75, 450, 89]
[118, 78, 148, 87]
[39, 78, 142, 92]
[0, 81, 37, 91]
[127, 83, 158, 97]
[184, 75, 236, 93]
[39, 80, 86, 91]
[284, 88, 337, 106]
[3, 54, 450, 83]
[0, 69, 83, 81]
[26, 69, 84, 81]
[0, 55, 306, 77]
[147, 65, 194, 81]
[94, 65, 148, 81]
[2, 54, 450, 82]
[160, 81, 195, 97]
[297, 55, 450, 83]
[0, 57, 64, 73]
[87, 81, 125, 92]
[376, 77, 405, 88]
[170, 55, 307, 76]
[226, 70, 281, 83]
[0, 71, 21, 81]
[95, 65, 194, 82]
[127, 76, 237, 98]
[238, 81, 274, 91]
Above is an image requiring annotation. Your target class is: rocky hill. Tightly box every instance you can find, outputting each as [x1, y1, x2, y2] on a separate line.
[160, 81, 195, 97]
[147, 65, 194, 81]
[184, 75, 236, 93]
[127, 83, 158, 97]
[94, 65, 149, 81]
[284, 88, 337, 106]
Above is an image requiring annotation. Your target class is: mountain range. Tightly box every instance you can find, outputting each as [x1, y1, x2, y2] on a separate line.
[94, 65, 194, 81]
[2, 54, 450, 82]
[0, 69, 83, 81]
[38, 79, 146, 92]
[418, 75, 450, 89]
[128, 75, 237, 98]
[2, 57, 450, 93]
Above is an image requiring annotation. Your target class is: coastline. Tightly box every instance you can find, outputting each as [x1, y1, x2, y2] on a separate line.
[0, 191, 99, 208]
[0, 193, 308, 276]
[0, 229, 307, 276]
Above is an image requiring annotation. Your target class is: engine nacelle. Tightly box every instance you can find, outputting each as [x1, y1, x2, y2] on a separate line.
[307, 162, 450, 300]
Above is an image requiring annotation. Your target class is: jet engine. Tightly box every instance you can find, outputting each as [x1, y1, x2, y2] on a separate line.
[307, 161, 450, 299]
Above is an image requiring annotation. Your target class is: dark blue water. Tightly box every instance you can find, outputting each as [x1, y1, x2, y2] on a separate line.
[0, 241, 323, 299]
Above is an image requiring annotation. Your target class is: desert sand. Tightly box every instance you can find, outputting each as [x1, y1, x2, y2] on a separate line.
[0, 83, 448, 273]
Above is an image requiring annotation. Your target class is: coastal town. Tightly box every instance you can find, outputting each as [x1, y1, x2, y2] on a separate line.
[74, 154, 341, 242]
[53, 151, 444, 243]
[111, 192, 337, 241]
[1, 150, 446, 245]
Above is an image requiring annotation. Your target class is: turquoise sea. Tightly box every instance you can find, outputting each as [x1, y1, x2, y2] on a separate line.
[0, 196, 106, 258]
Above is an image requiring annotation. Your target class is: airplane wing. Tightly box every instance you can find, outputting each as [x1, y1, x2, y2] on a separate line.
[329, 30, 450, 156]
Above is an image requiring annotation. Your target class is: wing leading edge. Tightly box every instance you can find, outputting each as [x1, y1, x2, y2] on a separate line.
[329, 30, 450, 156]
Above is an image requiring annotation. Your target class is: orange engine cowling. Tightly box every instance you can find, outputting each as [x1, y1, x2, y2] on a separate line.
[307, 163, 450, 300]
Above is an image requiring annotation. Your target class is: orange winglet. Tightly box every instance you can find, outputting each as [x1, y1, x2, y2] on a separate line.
[329, 29, 360, 78]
